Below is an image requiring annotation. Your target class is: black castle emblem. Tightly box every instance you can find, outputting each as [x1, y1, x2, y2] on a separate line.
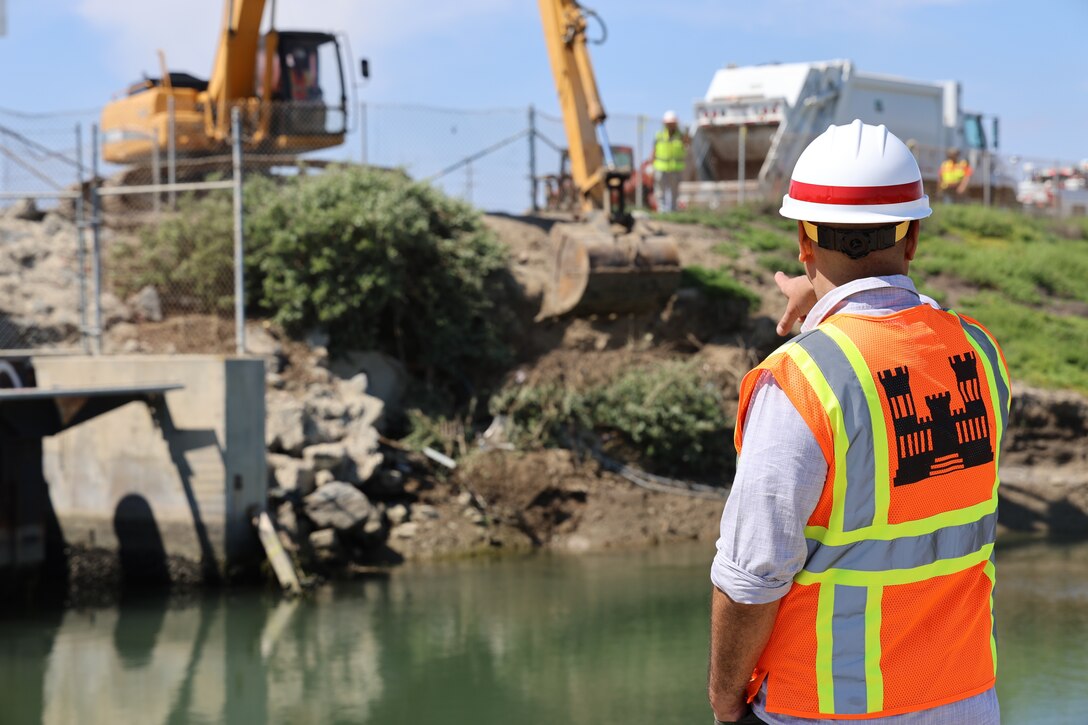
[877, 352, 993, 487]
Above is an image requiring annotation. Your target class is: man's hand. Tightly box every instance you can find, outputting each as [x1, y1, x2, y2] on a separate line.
[774, 272, 816, 336]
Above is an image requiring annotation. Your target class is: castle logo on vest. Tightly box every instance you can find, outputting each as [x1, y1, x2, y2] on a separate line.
[877, 352, 994, 486]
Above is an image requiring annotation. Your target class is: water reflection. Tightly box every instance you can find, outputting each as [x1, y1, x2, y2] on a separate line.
[0, 542, 1083, 724]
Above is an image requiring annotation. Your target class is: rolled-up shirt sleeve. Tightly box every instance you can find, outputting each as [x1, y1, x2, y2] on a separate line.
[711, 371, 828, 604]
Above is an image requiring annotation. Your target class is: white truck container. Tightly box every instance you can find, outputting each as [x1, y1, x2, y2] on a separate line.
[680, 60, 1007, 208]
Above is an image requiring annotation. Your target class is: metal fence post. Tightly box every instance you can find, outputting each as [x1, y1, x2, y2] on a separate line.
[360, 100, 368, 165]
[231, 107, 246, 355]
[75, 124, 90, 354]
[528, 104, 538, 212]
[982, 151, 991, 207]
[167, 95, 177, 210]
[151, 135, 161, 214]
[738, 125, 747, 206]
[90, 124, 103, 355]
[635, 114, 645, 209]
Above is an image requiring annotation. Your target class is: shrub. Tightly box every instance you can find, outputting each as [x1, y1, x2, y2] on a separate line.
[126, 166, 514, 383]
[112, 191, 237, 313]
[490, 360, 733, 477]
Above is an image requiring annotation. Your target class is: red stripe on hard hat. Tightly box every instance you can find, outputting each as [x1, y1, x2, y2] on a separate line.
[789, 179, 924, 205]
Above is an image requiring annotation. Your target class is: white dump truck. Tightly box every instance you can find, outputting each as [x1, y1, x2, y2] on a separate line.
[679, 60, 1010, 208]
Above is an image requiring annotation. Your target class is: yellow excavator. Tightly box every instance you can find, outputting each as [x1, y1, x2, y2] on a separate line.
[100, 0, 355, 166]
[537, 0, 680, 317]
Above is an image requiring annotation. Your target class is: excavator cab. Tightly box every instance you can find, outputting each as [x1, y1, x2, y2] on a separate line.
[101, 0, 352, 165]
[258, 31, 348, 143]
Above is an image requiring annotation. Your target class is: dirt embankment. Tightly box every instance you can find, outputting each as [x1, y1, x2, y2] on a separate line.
[423, 213, 1088, 555]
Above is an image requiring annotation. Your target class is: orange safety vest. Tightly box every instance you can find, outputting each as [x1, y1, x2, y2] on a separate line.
[736, 304, 1010, 719]
[939, 159, 971, 188]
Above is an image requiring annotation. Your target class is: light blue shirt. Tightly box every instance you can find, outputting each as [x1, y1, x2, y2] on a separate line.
[711, 275, 999, 725]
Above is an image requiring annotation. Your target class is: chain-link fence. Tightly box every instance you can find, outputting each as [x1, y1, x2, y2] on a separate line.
[0, 107, 243, 357]
[361, 102, 659, 214]
[3, 100, 1083, 358]
[0, 119, 90, 354]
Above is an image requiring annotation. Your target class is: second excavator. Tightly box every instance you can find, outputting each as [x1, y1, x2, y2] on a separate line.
[537, 0, 681, 317]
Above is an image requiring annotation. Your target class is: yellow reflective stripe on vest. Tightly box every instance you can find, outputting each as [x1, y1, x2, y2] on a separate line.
[820, 323, 892, 527]
[784, 341, 849, 531]
[984, 555, 998, 677]
[796, 543, 994, 587]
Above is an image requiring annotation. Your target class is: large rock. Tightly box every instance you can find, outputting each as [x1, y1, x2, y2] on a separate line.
[331, 351, 408, 417]
[267, 391, 307, 454]
[303, 442, 350, 473]
[267, 452, 316, 494]
[303, 482, 384, 543]
[129, 285, 163, 322]
[343, 418, 383, 484]
[7, 198, 46, 222]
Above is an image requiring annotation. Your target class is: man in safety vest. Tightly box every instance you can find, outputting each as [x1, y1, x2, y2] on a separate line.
[652, 110, 687, 212]
[708, 120, 1007, 725]
[938, 147, 972, 204]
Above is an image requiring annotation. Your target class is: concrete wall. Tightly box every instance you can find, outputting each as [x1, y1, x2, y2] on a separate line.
[34, 356, 266, 576]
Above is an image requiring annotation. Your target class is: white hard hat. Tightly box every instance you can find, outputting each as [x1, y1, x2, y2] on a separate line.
[663, 110, 678, 123]
[780, 119, 931, 224]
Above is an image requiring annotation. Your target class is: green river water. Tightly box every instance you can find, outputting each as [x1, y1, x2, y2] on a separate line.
[0, 540, 1084, 724]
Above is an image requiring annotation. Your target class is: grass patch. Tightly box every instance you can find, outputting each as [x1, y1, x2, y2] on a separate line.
[756, 252, 804, 277]
[735, 226, 795, 253]
[681, 265, 760, 308]
[655, 206, 753, 230]
[956, 292, 1088, 395]
[668, 202, 1088, 394]
[918, 207, 1088, 306]
[711, 241, 740, 259]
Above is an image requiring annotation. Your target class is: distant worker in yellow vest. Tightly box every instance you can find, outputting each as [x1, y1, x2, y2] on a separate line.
[652, 110, 687, 212]
[708, 120, 1008, 724]
[938, 147, 972, 204]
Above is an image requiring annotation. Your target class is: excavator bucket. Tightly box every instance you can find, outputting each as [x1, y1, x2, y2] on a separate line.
[539, 219, 682, 318]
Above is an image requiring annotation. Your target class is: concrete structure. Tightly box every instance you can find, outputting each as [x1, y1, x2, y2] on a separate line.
[34, 356, 266, 577]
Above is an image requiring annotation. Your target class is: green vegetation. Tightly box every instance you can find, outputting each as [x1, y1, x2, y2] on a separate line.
[123, 166, 513, 383]
[661, 202, 1088, 394]
[656, 206, 752, 230]
[113, 190, 237, 313]
[490, 360, 732, 477]
[959, 292, 1088, 393]
[681, 264, 760, 309]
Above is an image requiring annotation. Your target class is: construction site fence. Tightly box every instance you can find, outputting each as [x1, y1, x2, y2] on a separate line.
[2, 102, 1085, 355]
[0, 108, 246, 357]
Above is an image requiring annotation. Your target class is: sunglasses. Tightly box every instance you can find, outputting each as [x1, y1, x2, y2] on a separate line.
[802, 221, 911, 260]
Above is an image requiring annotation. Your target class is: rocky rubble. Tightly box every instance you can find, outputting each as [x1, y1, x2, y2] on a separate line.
[0, 211, 129, 348]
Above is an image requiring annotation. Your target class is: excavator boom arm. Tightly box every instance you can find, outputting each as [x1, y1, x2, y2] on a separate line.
[537, 0, 609, 211]
[206, 0, 269, 133]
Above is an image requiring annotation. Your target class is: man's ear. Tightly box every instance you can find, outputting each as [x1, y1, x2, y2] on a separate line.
[797, 221, 815, 263]
[903, 220, 920, 262]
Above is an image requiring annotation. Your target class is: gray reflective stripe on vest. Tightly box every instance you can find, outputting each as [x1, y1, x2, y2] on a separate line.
[958, 318, 1009, 435]
[805, 511, 998, 574]
[796, 330, 877, 531]
[831, 585, 870, 714]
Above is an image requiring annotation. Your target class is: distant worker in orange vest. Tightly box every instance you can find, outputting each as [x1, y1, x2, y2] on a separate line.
[652, 110, 687, 212]
[708, 120, 1008, 725]
[938, 147, 972, 204]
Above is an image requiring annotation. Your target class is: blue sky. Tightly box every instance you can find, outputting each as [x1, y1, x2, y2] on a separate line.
[1, 0, 1085, 208]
